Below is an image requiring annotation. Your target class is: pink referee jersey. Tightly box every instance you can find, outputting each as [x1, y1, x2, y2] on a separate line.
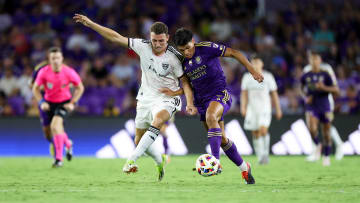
[35, 64, 81, 103]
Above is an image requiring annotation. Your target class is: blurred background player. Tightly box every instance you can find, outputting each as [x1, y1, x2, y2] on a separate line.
[159, 115, 175, 163]
[74, 14, 196, 181]
[241, 55, 282, 165]
[167, 28, 263, 184]
[300, 51, 340, 166]
[303, 53, 344, 161]
[30, 61, 53, 155]
[32, 47, 84, 167]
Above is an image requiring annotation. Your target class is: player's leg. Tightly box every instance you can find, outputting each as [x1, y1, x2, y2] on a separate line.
[219, 121, 255, 184]
[251, 130, 263, 163]
[160, 122, 170, 162]
[306, 112, 321, 161]
[50, 115, 66, 167]
[258, 126, 269, 164]
[205, 101, 223, 160]
[321, 122, 332, 166]
[330, 125, 344, 160]
[39, 106, 54, 156]
[123, 128, 147, 174]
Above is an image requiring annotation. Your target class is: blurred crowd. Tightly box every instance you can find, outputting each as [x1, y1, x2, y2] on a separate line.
[0, 0, 359, 117]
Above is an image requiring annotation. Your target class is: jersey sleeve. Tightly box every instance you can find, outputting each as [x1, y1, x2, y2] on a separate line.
[324, 64, 337, 86]
[241, 73, 250, 90]
[198, 42, 227, 58]
[128, 38, 149, 56]
[34, 68, 46, 86]
[268, 73, 278, 91]
[68, 68, 82, 86]
[172, 57, 184, 78]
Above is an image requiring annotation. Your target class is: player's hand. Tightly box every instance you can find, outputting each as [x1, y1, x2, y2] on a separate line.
[64, 103, 75, 112]
[251, 69, 264, 83]
[73, 14, 93, 27]
[186, 105, 198, 115]
[159, 87, 177, 96]
[276, 111, 283, 120]
[315, 82, 325, 91]
[40, 102, 50, 111]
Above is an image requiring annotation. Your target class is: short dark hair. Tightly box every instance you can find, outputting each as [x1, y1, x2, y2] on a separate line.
[174, 28, 193, 46]
[150, 22, 168, 35]
[308, 49, 322, 58]
[47, 46, 62, 55]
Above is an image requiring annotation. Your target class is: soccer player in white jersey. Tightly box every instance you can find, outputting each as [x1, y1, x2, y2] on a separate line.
[74, 14, 196, 181]
[241, 55, 282, 164]
[303, 54, 344, 161]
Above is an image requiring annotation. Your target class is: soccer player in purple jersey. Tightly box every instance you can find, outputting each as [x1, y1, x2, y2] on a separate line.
[31, 61, 53, 153]
[300, 51, 339, 166]
[162, 28, 263, 184]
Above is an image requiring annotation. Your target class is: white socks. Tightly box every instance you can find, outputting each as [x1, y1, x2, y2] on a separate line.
[264, 134, 270, 157]
[330, 125, 343, 146]
[129, 126, 160, 162]
[146, 142, 162, 165]
[239, 161, 248, 171]
[253, 137, 263, 162]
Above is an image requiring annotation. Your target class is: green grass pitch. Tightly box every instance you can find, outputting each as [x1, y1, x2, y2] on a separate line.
[0, 155, 359, 203]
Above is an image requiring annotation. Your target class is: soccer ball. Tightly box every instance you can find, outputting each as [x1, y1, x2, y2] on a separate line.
[195, 154, 220, 177]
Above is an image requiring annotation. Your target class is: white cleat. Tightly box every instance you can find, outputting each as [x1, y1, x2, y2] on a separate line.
[122, 160, 138, 174]
[322, 156, 331, 166]
[335, 143, 344, 161]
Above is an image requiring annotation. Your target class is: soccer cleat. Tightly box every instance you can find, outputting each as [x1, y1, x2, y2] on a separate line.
[216, 163, 222, 175]
[49, 143, 55, 157]
[322, 156, 331, 166]
[123, 160, 138, 174]
[162, 154, 171, 164]
[157, 155, 166, 181]
[52, 160, 63, 168]
[242, 162, 255, 184]
[335, 143, 344, 161]
[65, 140, 73, 161]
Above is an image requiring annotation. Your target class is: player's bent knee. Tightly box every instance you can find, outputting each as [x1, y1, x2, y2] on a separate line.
[205, 114, 218, 125]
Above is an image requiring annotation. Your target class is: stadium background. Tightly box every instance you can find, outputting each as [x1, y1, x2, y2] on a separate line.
[0, 0, 359, 156]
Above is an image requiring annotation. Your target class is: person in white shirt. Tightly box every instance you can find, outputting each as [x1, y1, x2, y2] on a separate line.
[241, 55, 282, 164]
[74, 14, 196, 181]
[303, 60, 344, 161]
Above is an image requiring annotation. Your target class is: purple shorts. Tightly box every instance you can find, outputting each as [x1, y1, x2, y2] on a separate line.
[307, 109, 334, 123]
[195, 89, 232, 121]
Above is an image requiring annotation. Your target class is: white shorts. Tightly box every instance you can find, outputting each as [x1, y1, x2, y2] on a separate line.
[244, 110, 272, 131]
[135, 96, 181, 129]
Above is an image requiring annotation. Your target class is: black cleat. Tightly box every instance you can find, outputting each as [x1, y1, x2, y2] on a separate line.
[52, 160, 63, 168]
[65, 140, 73, 161]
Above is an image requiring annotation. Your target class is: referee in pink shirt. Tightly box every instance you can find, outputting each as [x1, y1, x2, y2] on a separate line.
[32, 47, 84, 168]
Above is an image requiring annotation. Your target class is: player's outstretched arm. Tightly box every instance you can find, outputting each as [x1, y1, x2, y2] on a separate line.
[73, 14, 128, 47]
[240, 90, 248, 117]
[224, 48, 264, 83]
[180, 75, 197, 115]
[270, 91, 282, 120]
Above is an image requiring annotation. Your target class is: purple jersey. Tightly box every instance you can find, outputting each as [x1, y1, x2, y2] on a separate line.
[182, 42, 227, 104]
[301, 70, 334, 112]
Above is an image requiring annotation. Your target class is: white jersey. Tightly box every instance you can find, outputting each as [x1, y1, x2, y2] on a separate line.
[128, 38, 184, 102]
[303, 63, 337, 111]
[241, 70, 277, 114]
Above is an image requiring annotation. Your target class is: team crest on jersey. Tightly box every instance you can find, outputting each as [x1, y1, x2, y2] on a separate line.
[47, 82, 53, 89]
[189, 60, 193, 66]
[212, 43, 219, 48]
[306, 77, 311, 83]
[195, 56, 202, 64]
[319, 76, 324, 82]
[162, 63, 169, 70]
